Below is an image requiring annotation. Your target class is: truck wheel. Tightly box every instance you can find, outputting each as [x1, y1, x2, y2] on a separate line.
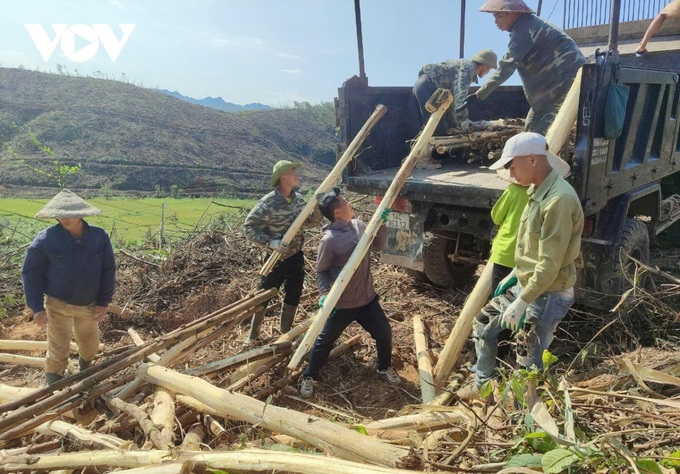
[611, 218, 651, 294]
[422, 235, 476, 287]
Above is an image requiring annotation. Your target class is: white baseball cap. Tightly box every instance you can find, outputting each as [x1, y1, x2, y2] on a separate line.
[490, 132, 571, 178]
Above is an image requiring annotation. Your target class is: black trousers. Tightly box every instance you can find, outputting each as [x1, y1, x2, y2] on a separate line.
[303, 295, 392, 379]
[260, 250, 304, 306]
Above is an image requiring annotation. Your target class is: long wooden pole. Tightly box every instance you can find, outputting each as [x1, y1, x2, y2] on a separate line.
[432, 67, 583, 387]
[288, 89, 453, 370]
[412, 315, 436, 403]
[260, 104, 388, 276]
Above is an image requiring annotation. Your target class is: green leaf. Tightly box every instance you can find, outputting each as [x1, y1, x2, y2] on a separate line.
[505, 453, 543, 467]
[524, 431, 558, 454]
[636, 458, 663, 474]
[206, 469, 230, 474]
[480, 380, 494, 399]
[352, 425, 368, 436]
[542, 350, 558, 371]
[661, 449, 680, 468]
[541, 448, 578, 474]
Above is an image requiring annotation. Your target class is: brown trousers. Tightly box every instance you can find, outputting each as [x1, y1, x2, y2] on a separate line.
[44, 296, 100, 375]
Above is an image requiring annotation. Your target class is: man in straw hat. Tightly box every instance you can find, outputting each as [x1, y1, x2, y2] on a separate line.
[458, 132, 583, 401]
[21, 189, 115, 386]
[243, 160, 322, 345]
[413, 49, 498, 169]
[457, 0, 586, 135]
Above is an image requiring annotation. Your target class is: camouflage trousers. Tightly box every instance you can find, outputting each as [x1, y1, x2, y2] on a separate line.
[524, 68, 581, 135]
[472, 284, 575, 388]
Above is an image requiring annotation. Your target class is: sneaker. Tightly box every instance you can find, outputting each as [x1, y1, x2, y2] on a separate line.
[299, 376, 314, 398]
[635, 49, 647, 57]
[377, 368, 401, 385]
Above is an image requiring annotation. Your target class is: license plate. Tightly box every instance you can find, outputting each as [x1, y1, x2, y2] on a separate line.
[386, 211, 410, 230]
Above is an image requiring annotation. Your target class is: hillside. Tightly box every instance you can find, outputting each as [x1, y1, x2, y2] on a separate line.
[0, 68, 336, 196]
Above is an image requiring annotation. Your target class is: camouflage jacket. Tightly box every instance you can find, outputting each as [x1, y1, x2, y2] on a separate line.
[243, 188, 322, 257]
[419, 58, 477, 125]
[476, 14, 586, 115]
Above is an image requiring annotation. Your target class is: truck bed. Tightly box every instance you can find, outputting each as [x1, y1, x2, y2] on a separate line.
[346, 160, 508, 208]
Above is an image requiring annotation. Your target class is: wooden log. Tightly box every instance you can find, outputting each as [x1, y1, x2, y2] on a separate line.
[176, 395, 222, 418]
[363, 408, 473, 433]
[432, 261, 493, 388]
[149, 390, 175, 445]
[187, 341, 292, 377]
[36, 419, 126, 449]
[226, 354, 287, 391]
[412, 315, 436, 403]
[0, 340, 103, 352]
[203, 414, 229, 443]
[0, 385, 38, 405]
[0, 448, 428, 474]
[138, 364, 411, 468]
[545, 67, 583, 157]
[429, 370, 467, 407]
[180, 423, 205, 451]
[288, 89, 453, 371]
[128, 329, 160, 362]
[107, 396, 172, 450]
[260, 104, 388, 276]
[0, 353, 44, 367]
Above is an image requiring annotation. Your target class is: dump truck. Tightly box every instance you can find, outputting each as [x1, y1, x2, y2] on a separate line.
[335, 0, 680, 308]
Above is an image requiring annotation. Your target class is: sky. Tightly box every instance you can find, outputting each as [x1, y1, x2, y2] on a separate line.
[0, 0, 566, 107]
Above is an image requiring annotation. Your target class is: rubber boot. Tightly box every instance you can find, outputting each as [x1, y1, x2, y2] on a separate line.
[79, 356, 92, 371]
[243, 307, 266, 346]
[279, 303, 297, 333]
[45, 372, 63, 386]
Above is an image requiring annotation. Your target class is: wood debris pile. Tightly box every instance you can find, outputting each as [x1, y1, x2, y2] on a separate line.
[1, 217, 680, 473]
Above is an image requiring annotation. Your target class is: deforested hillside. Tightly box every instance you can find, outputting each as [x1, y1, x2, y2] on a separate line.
[0, 68, 336, 195]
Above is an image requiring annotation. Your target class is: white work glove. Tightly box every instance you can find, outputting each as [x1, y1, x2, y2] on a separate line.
[269, 239, 282, 249]
[460, 119, 473, 133]
[500, 297, 529, 332]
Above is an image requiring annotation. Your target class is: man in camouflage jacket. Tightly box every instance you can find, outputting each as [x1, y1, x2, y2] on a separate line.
[414, 49, 497, 135]
[243, 160, 322, 344]
[463, 0, 586, 135]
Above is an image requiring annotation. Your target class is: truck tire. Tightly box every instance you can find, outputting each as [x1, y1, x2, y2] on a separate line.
[422, 235, 477, 287]
[611, 218, 651, 295]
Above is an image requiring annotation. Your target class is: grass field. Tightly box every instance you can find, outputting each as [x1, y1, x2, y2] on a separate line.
[0, 197, 256, 247]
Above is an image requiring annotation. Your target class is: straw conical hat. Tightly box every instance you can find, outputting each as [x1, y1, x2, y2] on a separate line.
[35, 189, 101, 219]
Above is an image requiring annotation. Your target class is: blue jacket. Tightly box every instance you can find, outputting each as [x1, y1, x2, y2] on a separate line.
[22, 221, 116, 313]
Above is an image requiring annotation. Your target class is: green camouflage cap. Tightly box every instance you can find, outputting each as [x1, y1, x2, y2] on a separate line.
[471, 49, 498, 69]
[271, 160, 302, 188]
[35, 189, 101, 219]
[479, 0, 534, 13]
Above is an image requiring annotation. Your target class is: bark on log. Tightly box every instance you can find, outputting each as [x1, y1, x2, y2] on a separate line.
[363, 408, 474, 433]
[288, 89, 454, 371]
[0, 448, 431, 474]
[188, 342, 292, 377]
[0, 353, 44, 367]
[412, 315, 436, 403]
[138, 364, 413, 468]
[203, 414, 229, 443]
[180, 422, 206, 451]
[36, 419, 126, 449]
[433, 261, 493, 387]
[149, 390, 175, 445]
[260, 104, 388, 276]
[107, 396, 172, 450]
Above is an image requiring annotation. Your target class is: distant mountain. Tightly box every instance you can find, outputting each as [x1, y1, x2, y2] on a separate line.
[157, 89, 271, 112]
[0, 68, 335, 195]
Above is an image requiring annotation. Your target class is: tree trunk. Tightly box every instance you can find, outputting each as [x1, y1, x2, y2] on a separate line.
[36, 419, 126, 449]
[412, 315, 436, 403]
[149, 390, 175, 445]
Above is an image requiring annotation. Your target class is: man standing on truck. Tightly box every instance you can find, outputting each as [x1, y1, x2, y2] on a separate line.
[457, 0, 586, 135]
[243, 160, 322, 346]
[460, 132, 583, 401]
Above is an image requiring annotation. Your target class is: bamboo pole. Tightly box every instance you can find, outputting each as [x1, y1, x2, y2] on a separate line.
[0, 340, 102, 352]
[138, 364, 410, 467]
[0, 353, 44, 367]
[0, 448, 427, 474]
[288, 89, 453, 370]
[412, 315, 436, 403]
[260, 104, 388, 276]
[432, 261, 493, 387]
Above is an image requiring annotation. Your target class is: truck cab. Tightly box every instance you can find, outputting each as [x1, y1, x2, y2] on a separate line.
[335, 0, 680, 308]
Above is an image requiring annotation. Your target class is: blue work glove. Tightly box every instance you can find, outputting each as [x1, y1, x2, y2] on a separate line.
[494, 269, 518, 297]
[455, 93, 478, 113]
[319, 295, 337, 316]
[380, 208, 391, 224]
[500, 297, 529, 332]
